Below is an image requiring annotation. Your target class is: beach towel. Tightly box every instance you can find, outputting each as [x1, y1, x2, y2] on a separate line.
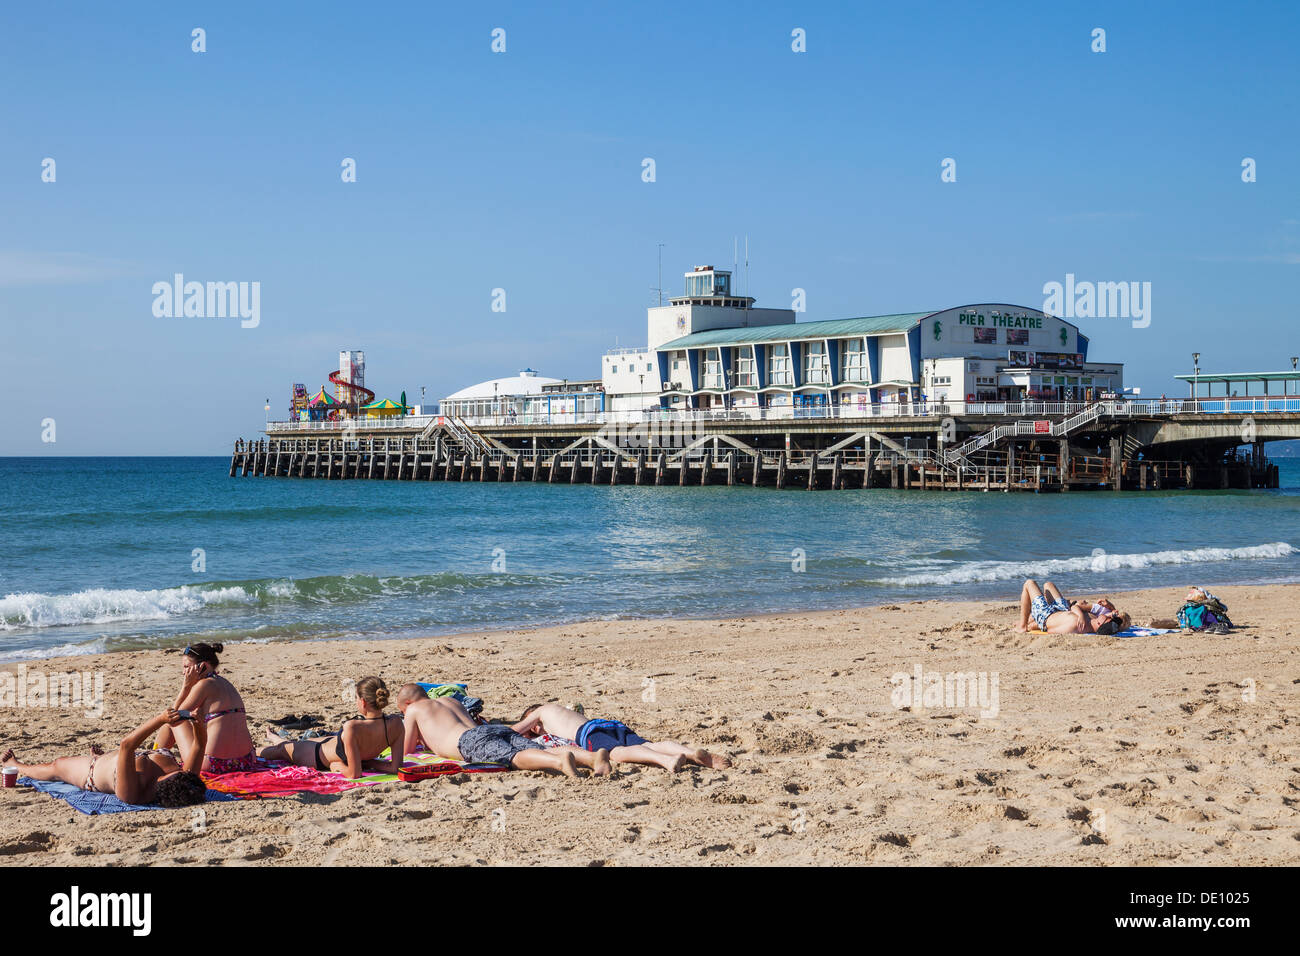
[201, 751, 507, 799]
[1025, 626, 1176, 638]
[18, 776, 239, 815]
[416, 681, 483, 718]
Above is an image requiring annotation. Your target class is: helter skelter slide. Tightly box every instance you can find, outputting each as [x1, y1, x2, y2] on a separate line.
[328, 368, 375, 408]
[330, 350, 374, 411]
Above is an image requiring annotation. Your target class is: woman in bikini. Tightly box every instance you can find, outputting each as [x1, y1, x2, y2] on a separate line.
[258, 676, 403, 779]
[3, 709, 207, 807]
[155, 642, 259, 774]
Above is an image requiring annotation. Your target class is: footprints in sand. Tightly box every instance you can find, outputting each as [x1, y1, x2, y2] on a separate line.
[0, 830, 54, 856]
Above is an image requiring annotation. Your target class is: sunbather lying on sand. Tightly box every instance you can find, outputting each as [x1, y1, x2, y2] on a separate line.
[512, 703, 732, 772]
[1017, 579, 1130, 634]
[259, 676, 402, 779]
[395, 685, 611, 777]
[3, 709, 207, 807]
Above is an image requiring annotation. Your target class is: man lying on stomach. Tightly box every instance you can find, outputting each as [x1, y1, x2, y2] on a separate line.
[395, 684, 610, 777]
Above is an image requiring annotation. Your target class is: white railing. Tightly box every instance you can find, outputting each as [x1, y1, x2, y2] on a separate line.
[265, 397, 1300, 433]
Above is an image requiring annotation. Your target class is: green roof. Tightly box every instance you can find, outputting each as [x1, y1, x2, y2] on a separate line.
[1172, 371, 1300, 382]
[657, 312, 934, 350]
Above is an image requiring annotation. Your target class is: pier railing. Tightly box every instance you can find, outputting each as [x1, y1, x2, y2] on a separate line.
[265, 397, 1300, 433]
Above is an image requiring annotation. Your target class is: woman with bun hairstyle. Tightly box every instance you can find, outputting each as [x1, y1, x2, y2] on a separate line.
[156, 642, 258, 773]
[259, 677, 402, 779]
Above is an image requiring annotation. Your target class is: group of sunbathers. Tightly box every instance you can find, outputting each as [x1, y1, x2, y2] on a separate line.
[2, 642, 730, 809]
[1016, 579, 1132, 634]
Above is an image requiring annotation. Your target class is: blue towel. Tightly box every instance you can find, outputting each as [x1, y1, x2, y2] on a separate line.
[1115, 626, 1177, 638]
[19, 777, 238, 814]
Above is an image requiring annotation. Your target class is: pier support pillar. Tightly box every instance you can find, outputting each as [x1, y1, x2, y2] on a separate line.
[1058, 440, 1070, 492]
[654, 452, 666, 486]
[634, 451, 645, 485]
[1108, 438, 1121, 491]
[751, 452, 761, 486]
[775, 452, 787, 490]
[700, 451, 711, 486]
[806, 453, 817, 490]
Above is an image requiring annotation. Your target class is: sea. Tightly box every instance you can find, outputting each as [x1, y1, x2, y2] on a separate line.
[1, 456, 1297, 660]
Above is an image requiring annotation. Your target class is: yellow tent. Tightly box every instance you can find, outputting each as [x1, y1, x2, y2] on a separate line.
[361, 398, 407, 419]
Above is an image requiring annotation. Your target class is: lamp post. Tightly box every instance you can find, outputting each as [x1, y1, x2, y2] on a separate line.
[493, 381, 499, 425]
[1192, 352, 1200, 408]
[639, 372, 645, 420]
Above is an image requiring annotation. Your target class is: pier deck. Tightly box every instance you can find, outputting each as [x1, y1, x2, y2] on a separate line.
[234, 398, 1295, 491]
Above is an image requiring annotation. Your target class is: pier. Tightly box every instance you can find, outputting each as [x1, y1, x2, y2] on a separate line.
[235, 397, 1295, 492]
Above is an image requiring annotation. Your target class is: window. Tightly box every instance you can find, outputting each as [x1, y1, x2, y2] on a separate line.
[734, 347, 756, 387]
[612, 366, 618, 374]
[804, 341, 829, 384]
[769, 343, 792, 386]
[702, 349, 724, 389]
[842, 337, 868, 382]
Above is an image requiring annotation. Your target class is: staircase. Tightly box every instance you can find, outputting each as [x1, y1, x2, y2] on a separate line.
[943, 402, 1107, 466]
[419, 416, 491, 459]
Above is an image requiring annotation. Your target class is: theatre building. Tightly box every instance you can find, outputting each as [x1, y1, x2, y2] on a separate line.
[601, 267, 1124, 412]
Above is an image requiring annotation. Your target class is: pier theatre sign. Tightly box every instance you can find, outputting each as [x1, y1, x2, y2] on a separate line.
[957, 311, 1043, 330]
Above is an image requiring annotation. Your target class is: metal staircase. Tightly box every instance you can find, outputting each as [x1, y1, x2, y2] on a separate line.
[943, 401, 1106, 466]
[419, 415, 491, 458]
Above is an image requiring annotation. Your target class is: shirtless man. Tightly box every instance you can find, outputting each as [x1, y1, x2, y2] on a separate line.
[395, 685, 610, 777]
[512, 703, 731, 772]
[1017, 579, 1128, 634]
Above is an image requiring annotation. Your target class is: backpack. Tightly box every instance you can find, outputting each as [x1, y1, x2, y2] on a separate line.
[1177, 599, 1232, 631]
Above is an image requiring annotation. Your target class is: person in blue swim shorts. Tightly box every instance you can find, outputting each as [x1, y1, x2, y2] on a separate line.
[512, 703, 732, 772]
[1017, 579, 1129, 634]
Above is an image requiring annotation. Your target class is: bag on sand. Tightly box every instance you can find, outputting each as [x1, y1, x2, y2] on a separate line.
[1177, 599, 1232, 631]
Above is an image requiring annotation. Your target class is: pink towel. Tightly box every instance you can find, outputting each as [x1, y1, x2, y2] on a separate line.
[202, 763, 389, 798]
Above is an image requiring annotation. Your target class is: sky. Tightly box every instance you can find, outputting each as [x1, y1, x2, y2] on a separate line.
[2, 1, 1298, 455]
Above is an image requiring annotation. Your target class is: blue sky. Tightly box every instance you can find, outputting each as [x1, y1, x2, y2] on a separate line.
[2, 1, 1297, 454]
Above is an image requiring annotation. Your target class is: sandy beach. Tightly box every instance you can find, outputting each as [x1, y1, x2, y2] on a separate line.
[2, 583, 1298, 866]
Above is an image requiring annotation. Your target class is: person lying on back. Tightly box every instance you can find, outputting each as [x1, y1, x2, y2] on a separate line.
[1017, 579, 1130, 634]
[4, 710, 207, 807]
[512, 702, 731, 772]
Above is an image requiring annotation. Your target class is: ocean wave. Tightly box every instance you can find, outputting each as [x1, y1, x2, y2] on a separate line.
[0, 571, 564, 631]
[876, 542, 1297, 587]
